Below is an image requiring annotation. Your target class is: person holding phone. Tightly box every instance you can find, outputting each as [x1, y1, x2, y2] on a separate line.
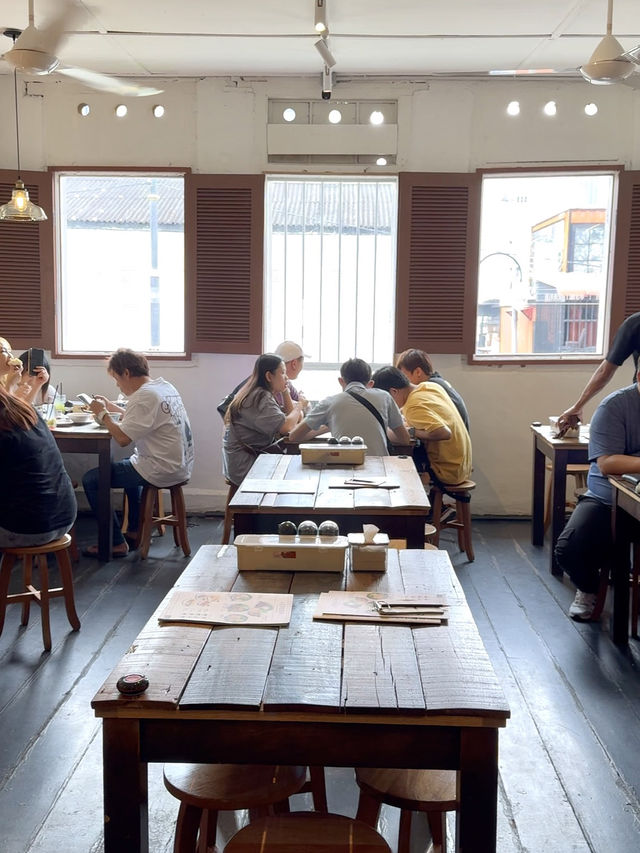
[18, 349, 56, 406]
[0, 338, 51, 406]
[82, 348, 194, 558]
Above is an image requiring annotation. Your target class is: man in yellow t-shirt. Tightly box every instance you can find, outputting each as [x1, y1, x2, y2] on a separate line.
[372, 366, 471, 485]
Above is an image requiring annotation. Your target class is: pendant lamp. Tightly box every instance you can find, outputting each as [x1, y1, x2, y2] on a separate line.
[0, 31, 47, 223]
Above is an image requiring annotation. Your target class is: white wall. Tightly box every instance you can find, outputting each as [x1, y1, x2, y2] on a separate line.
[1, 74, 637, 515]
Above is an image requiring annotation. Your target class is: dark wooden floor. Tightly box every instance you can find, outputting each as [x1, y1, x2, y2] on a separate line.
[1, 516, 639, 852]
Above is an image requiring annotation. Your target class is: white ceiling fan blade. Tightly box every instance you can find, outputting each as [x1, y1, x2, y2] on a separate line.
[57, 65, 163, 97]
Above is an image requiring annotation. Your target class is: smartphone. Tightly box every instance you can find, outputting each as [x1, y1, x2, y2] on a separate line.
[77, 393, 94, 406]
[28, 347, 45, 375]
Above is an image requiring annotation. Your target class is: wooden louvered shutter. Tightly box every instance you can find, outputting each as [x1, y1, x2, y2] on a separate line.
[395, 172, 480, 355]
[610, 170, 640, 339]
[0, 169, 54, 350]
[186, 174, 264, 354]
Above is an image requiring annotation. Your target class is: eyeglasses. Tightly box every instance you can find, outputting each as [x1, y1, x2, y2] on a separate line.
[1, 347, 12, 356]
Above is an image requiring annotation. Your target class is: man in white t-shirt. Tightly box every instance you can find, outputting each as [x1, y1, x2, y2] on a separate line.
[82, 348, 194, 558]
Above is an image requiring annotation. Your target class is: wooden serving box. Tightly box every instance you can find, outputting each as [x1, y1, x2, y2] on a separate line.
[300, 442, 367, 465]
[234, 533, 348, 572]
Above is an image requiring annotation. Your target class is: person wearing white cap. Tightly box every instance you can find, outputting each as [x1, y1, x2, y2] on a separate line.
[217, 341, 309, 421]
[273, 340, 309, 413]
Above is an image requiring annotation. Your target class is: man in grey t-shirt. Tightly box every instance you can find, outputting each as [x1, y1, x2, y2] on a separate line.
[555, 373, 640, 621]
[288, 358, 411, 456]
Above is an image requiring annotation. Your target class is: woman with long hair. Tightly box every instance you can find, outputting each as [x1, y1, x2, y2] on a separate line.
[0, 385, 76, 548]
[223, 353, 300, 486]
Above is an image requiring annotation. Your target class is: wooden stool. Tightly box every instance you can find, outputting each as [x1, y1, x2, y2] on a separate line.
[222, 480, 239, 545]
[137, 482, 190, 560]
[0, 534, 80, 652]
[355, 768, 458, 853]
[225, 812, 392, 852]
[431, 481, 476, 562]
[543, 462, 589, 532]
[163, 763, 308, 853]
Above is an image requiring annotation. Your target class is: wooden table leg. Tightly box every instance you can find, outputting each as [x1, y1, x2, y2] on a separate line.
[531, 441, 546, 547]
[456, 727, 498, 853]
[97, 443, 113, 562]
[405, 518, 425, 549]
[612, 499, 631, 646]
[103, 718, 148, 853]
[549, 449, 568, 576]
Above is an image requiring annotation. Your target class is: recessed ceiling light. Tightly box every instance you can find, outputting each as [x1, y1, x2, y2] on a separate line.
[584, 102, 598, 116]
[328, 109, 342, 124]
[77, 103, 90, 117]
[283, 107, 296, 122]
[376, 157, 387, 166]
[115, 104, 128, 118]
[543, 100, 557, 117]
[506, 100, 520, 116]
[152, 104, 165, 118]
[369, 110, 384, 125]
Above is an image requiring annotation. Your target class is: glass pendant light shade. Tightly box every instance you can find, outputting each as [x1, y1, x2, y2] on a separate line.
[0, 179, 47, 222]
[0, 35, 48, 224]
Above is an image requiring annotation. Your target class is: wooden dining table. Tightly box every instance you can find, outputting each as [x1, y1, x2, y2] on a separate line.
[52, 422, 113, 561]
[229, 453, 430, 548]
[530, 423, 590, 575]
[92, 544, 510, 853]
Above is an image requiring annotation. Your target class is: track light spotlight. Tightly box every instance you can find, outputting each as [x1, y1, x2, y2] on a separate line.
[322, 64, 333, 100]
[314, 37, 336, 68]
[314, 0, 328, 34]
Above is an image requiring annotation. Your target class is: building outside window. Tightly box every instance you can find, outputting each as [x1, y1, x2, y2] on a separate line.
[264, 176, 398, 400]
[476, 172, 615, 360]
[56, 173, 185, 355]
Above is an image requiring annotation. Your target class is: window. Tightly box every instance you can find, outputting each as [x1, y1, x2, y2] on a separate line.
[56, 172, 185, 355]
[476, 171, 616, 359]
[264, 176, 398, 398]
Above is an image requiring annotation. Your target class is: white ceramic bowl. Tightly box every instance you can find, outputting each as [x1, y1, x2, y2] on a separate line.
[68, 411, 94, 424]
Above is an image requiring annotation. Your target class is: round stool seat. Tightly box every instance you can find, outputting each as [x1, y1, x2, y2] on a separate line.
[163, 763, 307, 810]
[438, 480, 475, 494]
[225, 813, 392, 852]
[2, 533, 72, 555]
[356, 768, 458, 812]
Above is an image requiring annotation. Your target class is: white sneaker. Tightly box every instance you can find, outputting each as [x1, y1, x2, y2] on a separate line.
[569, 590, 598, 621]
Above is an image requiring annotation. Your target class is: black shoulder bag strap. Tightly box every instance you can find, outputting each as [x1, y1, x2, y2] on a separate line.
[345, 390, 393, 454]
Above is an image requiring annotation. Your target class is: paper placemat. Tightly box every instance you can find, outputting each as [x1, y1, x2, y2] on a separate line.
[159, 590, 293, 626]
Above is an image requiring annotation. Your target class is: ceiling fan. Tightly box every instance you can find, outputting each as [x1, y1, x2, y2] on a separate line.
[487, 0, 640, 86]
[1, 0, 162, 97]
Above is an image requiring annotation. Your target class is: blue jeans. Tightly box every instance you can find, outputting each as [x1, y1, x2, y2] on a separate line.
[82, 460, 150, 546]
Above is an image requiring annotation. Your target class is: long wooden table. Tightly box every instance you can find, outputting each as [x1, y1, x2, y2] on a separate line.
[52, 422, 113, 561]
[92, 544, 509, 853]
[530, 424, 589, 575]
[229, 454, 430, 548]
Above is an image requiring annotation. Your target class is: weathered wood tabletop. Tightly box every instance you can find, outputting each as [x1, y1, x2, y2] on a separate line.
[92, 544, 509, 853]
[229, 454, 431, 548]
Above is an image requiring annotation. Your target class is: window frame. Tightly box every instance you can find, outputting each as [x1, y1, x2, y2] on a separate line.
[52, 166, 190, 359]
[472, 165, 620, 365]
[263, 173, 399, 372]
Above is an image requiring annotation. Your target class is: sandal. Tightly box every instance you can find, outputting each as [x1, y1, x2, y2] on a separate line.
[82, 543, 129, 559]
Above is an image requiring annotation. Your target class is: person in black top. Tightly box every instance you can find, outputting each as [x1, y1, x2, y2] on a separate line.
[0, 384, 76, 548]
[559, 311, 640, 432]
[395, 349, 470, 431]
